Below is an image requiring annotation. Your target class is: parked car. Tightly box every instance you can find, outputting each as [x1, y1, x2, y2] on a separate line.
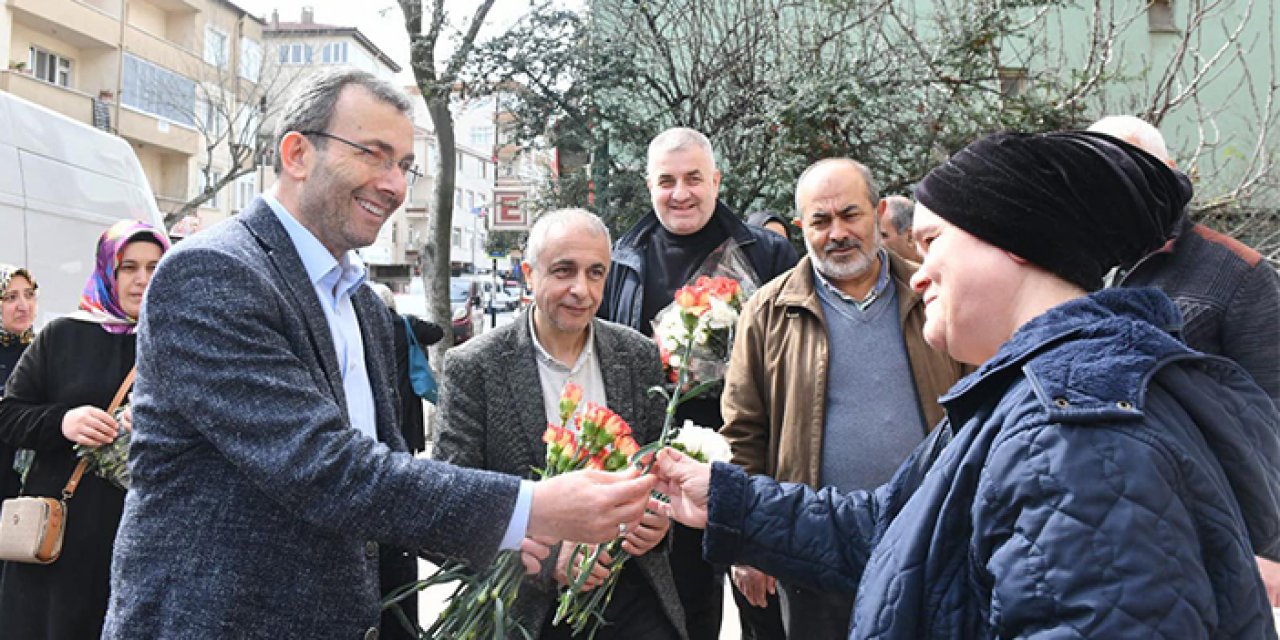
[462, 275, 519, 312]
[394, 278, 483, 346]
[449, 277, 483, 344]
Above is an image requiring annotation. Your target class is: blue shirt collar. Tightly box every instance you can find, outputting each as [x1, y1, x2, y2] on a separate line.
[262, 193, 367, 299]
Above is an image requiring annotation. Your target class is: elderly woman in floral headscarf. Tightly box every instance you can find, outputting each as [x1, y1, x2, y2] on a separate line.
[0, 264, 38, 501]
[0, 220, 169, 640]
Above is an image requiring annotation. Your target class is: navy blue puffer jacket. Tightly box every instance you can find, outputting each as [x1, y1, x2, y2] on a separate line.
[704, 289, 1280, 638]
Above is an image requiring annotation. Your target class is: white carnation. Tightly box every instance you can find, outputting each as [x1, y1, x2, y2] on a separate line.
[674, 420, 733, 462]
[704, 296, 739, 330]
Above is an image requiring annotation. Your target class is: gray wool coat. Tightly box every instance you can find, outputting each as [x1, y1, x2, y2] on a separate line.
[103, 199, 521, 639]
[435, 314, 688, 639]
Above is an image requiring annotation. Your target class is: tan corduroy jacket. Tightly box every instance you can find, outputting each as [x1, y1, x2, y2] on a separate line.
[721, 252, 969, 487]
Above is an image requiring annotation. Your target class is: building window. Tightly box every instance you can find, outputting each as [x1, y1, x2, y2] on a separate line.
[321, 42, 348, 64]
[28, 47, 72, 88]
[278, 43, 312, 65]
[470, 125, 494, 148]
[204, 26, 229, 68]
[122, 54, 196, 126]
[234, 174, 257, 211]
[240, 38, 262, 82]
[197, 95, 224, 138]
[466, 190, 475, 213]
[454, 188, 462, 208]
[997, 68, 1029, 98]
[452, 227, 462, 248]
[198, 170, 223, 209]
[1149, 0, 1178, 32]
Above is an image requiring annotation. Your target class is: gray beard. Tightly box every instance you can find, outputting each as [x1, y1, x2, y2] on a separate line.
[805, 236, 878, 281]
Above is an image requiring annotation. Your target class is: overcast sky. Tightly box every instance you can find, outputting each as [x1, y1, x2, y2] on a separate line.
[236, 1, 579, 83]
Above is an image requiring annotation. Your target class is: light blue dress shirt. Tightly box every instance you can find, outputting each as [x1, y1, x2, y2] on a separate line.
[262, 194, 531, 549]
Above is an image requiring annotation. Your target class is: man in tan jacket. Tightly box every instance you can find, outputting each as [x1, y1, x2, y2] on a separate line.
[721, 158, 966, 638]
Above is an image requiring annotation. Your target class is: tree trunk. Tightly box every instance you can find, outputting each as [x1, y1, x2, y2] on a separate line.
[424, 98, 457, 362]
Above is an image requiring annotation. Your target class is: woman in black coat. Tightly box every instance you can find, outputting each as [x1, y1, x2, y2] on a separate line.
[0, 264, 38, 502]
[0, 220, 168, 639]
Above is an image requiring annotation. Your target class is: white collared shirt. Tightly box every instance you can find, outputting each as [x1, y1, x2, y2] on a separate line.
[528, 308, 607, 427]
[263, 193, 378, 443]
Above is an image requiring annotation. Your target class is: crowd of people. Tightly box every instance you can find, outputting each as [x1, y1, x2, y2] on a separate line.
[0, 66, 1276, 640]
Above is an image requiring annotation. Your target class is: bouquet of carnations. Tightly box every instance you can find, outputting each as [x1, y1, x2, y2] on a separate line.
[393, 383, 644, 639]
[74, 404, 132, 489]
[652, 239, 758, 396]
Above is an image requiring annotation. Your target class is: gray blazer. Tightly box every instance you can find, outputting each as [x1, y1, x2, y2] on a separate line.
[435, 314, 687, 638]
[104, 200, 521, 639]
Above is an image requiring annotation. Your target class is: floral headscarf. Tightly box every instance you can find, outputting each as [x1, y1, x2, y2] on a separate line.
[0, 263, 37, 347]
[76, 220, 171, 334]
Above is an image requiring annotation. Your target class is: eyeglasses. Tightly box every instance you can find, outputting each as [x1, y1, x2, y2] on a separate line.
[1, 290, 37, 304]
[297, 130, 422, 186]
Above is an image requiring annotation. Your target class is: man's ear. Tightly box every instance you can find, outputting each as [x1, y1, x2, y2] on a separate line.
[278, 132, 310, 180]
[876, 199, 888, 216]
[521, 262, 534, 286]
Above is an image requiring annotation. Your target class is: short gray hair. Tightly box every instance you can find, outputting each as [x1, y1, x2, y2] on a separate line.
[881, 195, 914, 233]
[794, 158, 880, 214]
[524, 208, 612, 269]
[1087, 115, 1172, 165]
[272, 67, 412, 172]
[646, 127, 717, 177]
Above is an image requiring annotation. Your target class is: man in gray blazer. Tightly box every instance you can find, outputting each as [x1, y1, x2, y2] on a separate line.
[436, 209, 686, 639]
[104, 69, 655, 639]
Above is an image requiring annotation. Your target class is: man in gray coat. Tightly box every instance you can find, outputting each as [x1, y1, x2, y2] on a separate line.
[104, 69, 655, 639]
[436, 209, 686, 639]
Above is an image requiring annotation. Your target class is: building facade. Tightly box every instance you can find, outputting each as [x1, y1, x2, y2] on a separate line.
[1, 0, 266, 229]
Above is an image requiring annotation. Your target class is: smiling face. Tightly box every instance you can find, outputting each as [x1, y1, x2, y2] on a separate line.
[115, 240, 163, 321]
[294, 85, 414, 258]
[647, 146, 722, 236]
[797, 162, 882, 296]
[523, 220, 611, 340]
[1, 274, 37, 335]
[908, 204, 1027, 365]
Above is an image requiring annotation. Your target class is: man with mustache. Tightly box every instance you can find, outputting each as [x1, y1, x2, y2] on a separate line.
[720, 158, 966, 637]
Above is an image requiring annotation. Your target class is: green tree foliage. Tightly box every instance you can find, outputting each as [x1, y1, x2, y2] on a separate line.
[464, 0, 1277, 259]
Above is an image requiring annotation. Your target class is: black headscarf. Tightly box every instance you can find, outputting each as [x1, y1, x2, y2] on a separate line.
[915, 131, 1192, 291]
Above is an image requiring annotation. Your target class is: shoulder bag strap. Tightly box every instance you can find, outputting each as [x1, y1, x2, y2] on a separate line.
[62, 367, 137, 501]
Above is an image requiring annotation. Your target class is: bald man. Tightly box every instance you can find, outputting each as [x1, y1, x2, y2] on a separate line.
[1089, 115, 1280, 605]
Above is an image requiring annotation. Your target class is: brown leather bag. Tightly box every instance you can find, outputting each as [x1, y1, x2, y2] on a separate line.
[0, 367, 136, 564]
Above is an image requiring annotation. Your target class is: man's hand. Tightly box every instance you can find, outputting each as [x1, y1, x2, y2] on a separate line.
[61, 405, 120, 446]
[732, 565, 776, 608]
[519, 536, 554, 575]
[620, 497, 671, 557]
[1257, 556, 1280, 606]
[528, 468, 655, 543]
[653, 448, 711, 529]
[555, 543, 613, 591]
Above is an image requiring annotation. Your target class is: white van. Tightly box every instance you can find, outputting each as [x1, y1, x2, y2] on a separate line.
[0, 91, 168, 325]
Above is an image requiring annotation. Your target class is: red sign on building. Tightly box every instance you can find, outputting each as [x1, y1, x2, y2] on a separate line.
[493, 193, 529, 230]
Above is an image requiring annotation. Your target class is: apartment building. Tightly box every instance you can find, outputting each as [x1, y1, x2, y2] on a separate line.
[399, 91, 498, 278]
[0, 0, 265, 229]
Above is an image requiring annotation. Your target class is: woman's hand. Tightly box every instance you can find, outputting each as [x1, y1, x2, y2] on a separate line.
[61, 405, 120, 446]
